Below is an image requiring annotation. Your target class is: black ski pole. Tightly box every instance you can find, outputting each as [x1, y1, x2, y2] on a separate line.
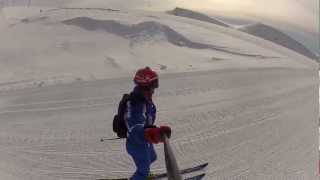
[100, 137, 121, 142]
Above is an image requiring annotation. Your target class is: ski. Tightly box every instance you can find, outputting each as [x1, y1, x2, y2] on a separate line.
[185, 173, 206, 180]
[154, 162, 208, 179]
[96, 173, 205, 180]
[96, 162, 208, 180]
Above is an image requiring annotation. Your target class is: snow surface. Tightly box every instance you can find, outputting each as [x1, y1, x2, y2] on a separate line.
[0, 6, 318, 180]
[0, 7, 315, 90]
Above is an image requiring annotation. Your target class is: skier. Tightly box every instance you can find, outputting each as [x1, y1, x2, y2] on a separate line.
[126, 67, 171, 180]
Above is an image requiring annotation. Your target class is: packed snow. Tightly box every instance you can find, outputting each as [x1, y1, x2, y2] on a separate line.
[0, 6, 318, 180]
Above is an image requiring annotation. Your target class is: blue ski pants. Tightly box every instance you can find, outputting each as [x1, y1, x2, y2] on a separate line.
[126, 140, 157, 180]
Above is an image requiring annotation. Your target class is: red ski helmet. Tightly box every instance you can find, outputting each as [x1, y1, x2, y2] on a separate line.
[134, 67, 159, 89]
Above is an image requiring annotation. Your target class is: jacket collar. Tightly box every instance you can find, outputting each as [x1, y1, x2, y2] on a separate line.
[131, 86, 153, 102]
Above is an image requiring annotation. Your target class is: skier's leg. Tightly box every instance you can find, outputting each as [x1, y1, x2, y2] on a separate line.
[148, 144, 157, 164]
[127, 141, 151, 180]
[131, 155, 150, 180]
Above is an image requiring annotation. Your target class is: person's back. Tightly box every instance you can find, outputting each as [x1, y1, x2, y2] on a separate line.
[125, 67, 171, 180]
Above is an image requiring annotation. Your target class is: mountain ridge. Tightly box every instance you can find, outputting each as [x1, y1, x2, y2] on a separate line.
[167, 7, 317, 61]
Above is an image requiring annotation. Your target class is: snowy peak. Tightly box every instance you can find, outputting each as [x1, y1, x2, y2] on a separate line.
[167, 8, 317, 61]
[63, 17, 185, 44]
[61, 17, 213, 49]
[62, 17, 274, 58]
[238, 23, 317, 60]
[167, 7, 229, 28]
[62, 17, 216, 49]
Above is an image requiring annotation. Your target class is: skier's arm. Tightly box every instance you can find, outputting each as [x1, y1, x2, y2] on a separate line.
[144, 126, 171, 144]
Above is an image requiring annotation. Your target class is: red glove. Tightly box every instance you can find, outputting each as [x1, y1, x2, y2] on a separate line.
[144, 126, 171, 144]
[159, 126, 171, 139]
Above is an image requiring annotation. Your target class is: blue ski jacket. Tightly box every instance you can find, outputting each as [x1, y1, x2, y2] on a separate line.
[125, 86, 156, 145]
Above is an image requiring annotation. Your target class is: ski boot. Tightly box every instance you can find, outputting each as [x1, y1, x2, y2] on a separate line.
[147, 172, 157, 180]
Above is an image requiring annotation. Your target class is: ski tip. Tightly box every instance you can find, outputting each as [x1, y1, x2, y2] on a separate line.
[202, 162, 209, 167]
[196, 162, 208, 169]
[197, 173, 206, 179]
[184, 173, 206, 180]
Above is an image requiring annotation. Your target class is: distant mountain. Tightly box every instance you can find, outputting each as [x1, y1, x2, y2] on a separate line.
[167, 7, 229, 28]
[63, 17, 271, 58]
[62, 17, 217, 49]
[238, 23, 318, 60]
[166, 7, 317, 60]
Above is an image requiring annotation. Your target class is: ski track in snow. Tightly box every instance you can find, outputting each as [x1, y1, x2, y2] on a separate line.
[0, 67, 317, 180]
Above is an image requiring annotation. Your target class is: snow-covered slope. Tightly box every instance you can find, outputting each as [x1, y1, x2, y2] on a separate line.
[0, 6, 314, 91]
[0, 6, 318, 180]
[167, 7, 229, 28]
[165, 8, 317, 61]
[238, 23, 318, 60]
[0, 67, 317, 180]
